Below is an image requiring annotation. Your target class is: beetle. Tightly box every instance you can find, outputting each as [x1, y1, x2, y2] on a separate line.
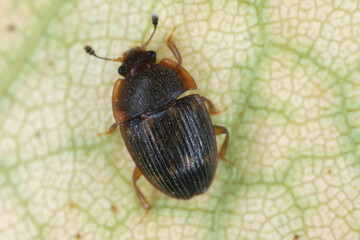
[84, 14, 229, 217]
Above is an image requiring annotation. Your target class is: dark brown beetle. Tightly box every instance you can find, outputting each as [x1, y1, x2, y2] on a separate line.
[84, 14, 229, 218]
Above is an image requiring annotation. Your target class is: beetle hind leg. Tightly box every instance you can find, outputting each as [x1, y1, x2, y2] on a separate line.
[133, 167, 152, 223]
[166, 27, 182, 65]
[213, 125, 234, 166]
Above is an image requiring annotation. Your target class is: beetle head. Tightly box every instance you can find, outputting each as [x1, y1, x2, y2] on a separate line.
[118, 14, 158, 77]
[84, 13, 159, 78]
[117, 48, 156, 77]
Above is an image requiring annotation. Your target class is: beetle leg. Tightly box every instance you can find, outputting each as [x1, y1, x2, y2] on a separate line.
[201, 97, 227, 115]
[213, 125, 234, 165]
[133, 167, 151, 223]
[166, 27, 182, 65]
[97, 122, 120, 137]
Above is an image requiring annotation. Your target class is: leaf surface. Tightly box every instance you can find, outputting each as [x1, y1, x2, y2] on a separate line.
[1, 0, 360, 239]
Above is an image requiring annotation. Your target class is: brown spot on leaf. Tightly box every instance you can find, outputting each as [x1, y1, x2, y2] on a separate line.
[7, 24, 16, 32]
[111, 204, 118, 213]
[35, 131, 41, 138]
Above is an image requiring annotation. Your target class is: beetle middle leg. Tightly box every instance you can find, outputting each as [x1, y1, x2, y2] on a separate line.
[166, 27, 182, 65]
[133, 167, 151, 223]
[97, 122, 120, 136]
[201, 97, 227, 115]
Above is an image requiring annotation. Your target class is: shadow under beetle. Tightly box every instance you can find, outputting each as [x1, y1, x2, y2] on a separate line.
[84, 13, 229, 219]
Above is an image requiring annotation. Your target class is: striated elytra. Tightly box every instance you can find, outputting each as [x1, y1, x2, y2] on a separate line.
[84, 13, 229, 219]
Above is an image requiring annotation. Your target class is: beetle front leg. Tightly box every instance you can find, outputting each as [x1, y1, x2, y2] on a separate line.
[133, 167, 151, 223]
[213, 125, 234, 165]
[166, 27, 182, 65]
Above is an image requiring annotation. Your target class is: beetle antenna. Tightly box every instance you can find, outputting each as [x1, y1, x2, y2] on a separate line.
[142, 13, 158, 49]
[84, 45, 123, 62]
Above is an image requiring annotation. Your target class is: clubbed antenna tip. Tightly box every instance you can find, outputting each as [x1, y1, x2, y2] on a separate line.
[142, 13, 159, 49]
[84, 45, 95, 55]
[152, 13, 159, 26]
[83, 45, 123, 62]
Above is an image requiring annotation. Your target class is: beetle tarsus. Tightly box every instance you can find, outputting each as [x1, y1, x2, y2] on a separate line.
[220, 156, 236, 166]
[138, 208, 151, 225]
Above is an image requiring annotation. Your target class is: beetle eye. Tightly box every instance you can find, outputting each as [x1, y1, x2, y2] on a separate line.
[118, 65, 125, 76]
[147, 50, 156, 62]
